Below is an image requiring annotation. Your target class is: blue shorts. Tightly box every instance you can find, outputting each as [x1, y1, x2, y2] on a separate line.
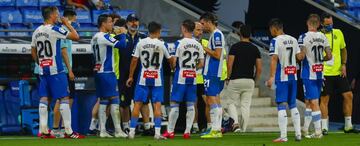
[303, 79, 322, 100]
[204, 76, 222, 96]
[95, 73, 119, 98]
[171, 83, 197, 102]
[134, 85, 163, 103]
[38, 72, 69, 99]
[275, 80, 297, 108]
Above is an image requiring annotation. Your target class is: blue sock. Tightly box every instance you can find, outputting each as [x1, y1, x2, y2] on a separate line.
[154, 117, 162, 128]
[130, 117, 138, 128]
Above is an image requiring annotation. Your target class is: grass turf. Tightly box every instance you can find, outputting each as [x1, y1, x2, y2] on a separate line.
[0, 132, 359, 146]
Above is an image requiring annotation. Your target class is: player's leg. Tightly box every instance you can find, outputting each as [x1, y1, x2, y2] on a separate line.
[109, 96, 127, 138]
[141, 103, 152, 135]
[52, 99, 62, 137]
[89, 98, 100, 134]
[183, 85, 197, 139]
[129, 85, 148, 139]
[152, 86, 165, 140]
[337, 77, 358, 133]
[163, 83, 183, 138]
[38, 75, 54, 138]
[288, 80, 301, 141]
[302, 79, 313, 136]
[202, 94, 211, 131]
[303, 79, 322, 138]
[119, 77, 131, 132]
[273, 81, 288, 142]
[320, 76, 332, 134]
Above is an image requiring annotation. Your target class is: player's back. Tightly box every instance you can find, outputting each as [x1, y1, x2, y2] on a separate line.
[134, 37, 170, 86]
[270, 34, 300, 81]
[32, 24, 68, 75]
[174, 38, 204, 85]
[91, 32, 117, 73]
[299, 32, 329, 80]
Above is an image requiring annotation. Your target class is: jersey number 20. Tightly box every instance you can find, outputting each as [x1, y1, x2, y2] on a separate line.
[37, 40, 53, 58]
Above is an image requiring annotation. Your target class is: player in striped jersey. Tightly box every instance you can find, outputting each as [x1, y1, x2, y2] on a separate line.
[266, 18, 304, 142]
[298, 14, 332, 139]
[199, 12, 225, 139]
[91, 14, 127, 138]
[31, 6, 84, 139]
[126, 22, 174, 140]
[163, 19, 204, 139]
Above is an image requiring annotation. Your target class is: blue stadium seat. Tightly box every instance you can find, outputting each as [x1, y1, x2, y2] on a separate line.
[16, 0, 38, 7]
[0, 26, 5, 36]
[76, 10, 92, 24]
[0, 10, 23, 24]
[0, 89, 5, 132]
[7, 24, 29, 36]
[22, 9, 43, 24]
[30, 87, 39, 107]
[1, 85, 22, 134]
[116, 10, 135, 19]
[347, 0, 360, 8]
[92, 10, 111, 25]
[19, 80, 31, 107]
[0, 0, 15, 6]
[79, 23, 96, 37]
[39, 0, 60, 6]
[21, 109, 39, 136]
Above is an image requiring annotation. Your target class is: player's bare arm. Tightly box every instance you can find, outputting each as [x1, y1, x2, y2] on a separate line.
[255, 58, 262, 82]
[267, 54, 278, 88]
[341, 47, 347, 77]
[296, 49, 305, 61]
[61, 47, 75, 81]
[196, 59, 204, 70]
[227, 55, 235, 79]
[170, 57, 177, 70]
[323, 46, 332, 61]
[204, 47, 222, 60]
[61, 17, 80, 41]
[126, 57, 139, 87]
[31, 47, 38, 63]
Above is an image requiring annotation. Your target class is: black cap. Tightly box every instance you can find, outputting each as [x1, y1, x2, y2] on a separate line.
[126, 13, 139, 22]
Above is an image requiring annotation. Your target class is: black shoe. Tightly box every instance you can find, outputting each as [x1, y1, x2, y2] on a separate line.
[142, 128, 155, 136]
[344, 127, 360, 134]
[124, 128, 130, 134]
[322, 129, 328, 135]
[87, 129, 99, 136]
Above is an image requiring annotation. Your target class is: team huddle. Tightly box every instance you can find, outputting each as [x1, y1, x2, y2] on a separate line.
[31, 6, 357, 142]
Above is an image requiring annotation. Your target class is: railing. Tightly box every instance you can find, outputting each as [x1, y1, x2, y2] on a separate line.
[315, 0, 360, 23]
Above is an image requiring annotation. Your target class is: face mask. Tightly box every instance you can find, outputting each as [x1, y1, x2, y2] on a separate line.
[323, 24, 333, 32]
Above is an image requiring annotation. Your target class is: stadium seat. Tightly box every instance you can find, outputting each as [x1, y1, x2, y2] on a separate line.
[7, 25, 29, 36]
[21, 109, 39, 136]
[30, 87, 39, 107]
[0, 10, 23, 24]
[1, 86, 22, 134]
[22, 9, 43, 24]
[0, 26, 5, 36]
[39, 0, 60, 6]
[78, 23, 96, 37]
[116, 10, 135, 19]
[76, 10, 92, 24]
[0, 0, 15, 7]
[347, 0, 360, 8]
[19, 80, 31, 107]
[16, 0, 38, 7]
[91, 10, 112, 25]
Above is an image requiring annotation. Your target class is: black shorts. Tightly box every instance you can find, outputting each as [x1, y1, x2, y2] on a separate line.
[67, 74, 75, 98]
[321, 75, 351, 96]
[197, 84, 204, 100]
[118, 74, 149, 107]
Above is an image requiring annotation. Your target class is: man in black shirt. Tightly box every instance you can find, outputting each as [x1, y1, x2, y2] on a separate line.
[221, 25, 262, 132]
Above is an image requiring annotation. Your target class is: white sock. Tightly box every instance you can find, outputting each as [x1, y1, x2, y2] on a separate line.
[193, 123, 199, 129]
[303, 108, 312, 132]
[312, 111, 321, 135]
[39, 102, 49, 134]
[228, 104, 239, 125]
[110, 104, 121, 133]
[345, 116, 353, 129]
[210, 104, 219, 131]
[60, 102, 73, 134]
[155, 127, 161, 136]
[144, 122, 151, 130]
[217, 106, 223, 131]
[89, 118, 98, 130]
[161, 105, 167, 117]
[167, 105, 179, 133]
[291, 108, 301, 136]
[185, 105, 195, 134]
[123, 121, 130, 130]
[278, 110, 287, 138]
[98, 104, 107, 133]
[321, 118, 329, 131]
[129, 127, 135, 135]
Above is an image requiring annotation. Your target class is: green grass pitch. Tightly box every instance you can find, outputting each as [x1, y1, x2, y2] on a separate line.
[0, 132, 359, 146]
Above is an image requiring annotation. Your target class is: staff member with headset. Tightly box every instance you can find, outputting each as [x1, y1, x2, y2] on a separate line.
[319, 13, 359, 135]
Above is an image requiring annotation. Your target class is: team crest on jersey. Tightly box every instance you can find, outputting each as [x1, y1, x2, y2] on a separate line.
[215, 36, 222, 46]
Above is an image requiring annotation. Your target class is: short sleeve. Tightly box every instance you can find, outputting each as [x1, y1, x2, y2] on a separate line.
[162, 43, 171, 59]
[169, 41, 179, 56]
[298, 33, 306, 48]
[338, 30, 346, 49]
[255, 46, 261, 59]
[229, 44, 237, 56]
[198, 42, 205, 59]
[132, 42, 140, 57]
[31, 33, 36, 48]
[52, 26, 68, 39]
[213, 32, 223, 48]
[294, 39, 301, 54]
[103, 34, 118, 47]
[60, 39, 67, 49]
[269, 38, 278, 55]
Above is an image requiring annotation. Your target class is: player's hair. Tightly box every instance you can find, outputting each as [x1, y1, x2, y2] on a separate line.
[63, 9, 77, 18]
[240, 24, 251, 38]
[182, 19, 195, 33]
[307, 14, 320, 27]
[148, 21, 162, 34]
[110, 13, 121, 21]
[268, 18, 283, 30]
[231, 21, 244, 33]
[200, 12, 218, 25]
[97, 14, 111, 28]
[41, 6, 58, 20]
[114, 18, 126, 27]
[320, 12, 332, 23]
